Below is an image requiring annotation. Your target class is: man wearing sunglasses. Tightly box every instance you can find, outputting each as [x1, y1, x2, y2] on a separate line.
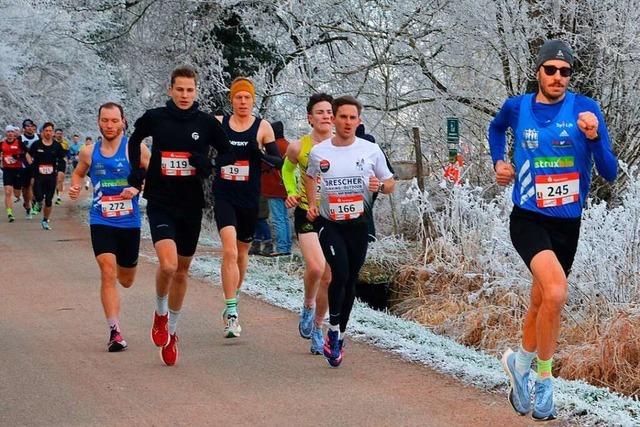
[488, 40, 617, 421]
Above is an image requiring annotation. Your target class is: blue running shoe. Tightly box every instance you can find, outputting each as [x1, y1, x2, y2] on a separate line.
[501, 348, 531, 415]
[532, 378, 556, 421]
[298, 305, 314, 339]
[310, 324, 323, 355]
[323, 330, 343, 367]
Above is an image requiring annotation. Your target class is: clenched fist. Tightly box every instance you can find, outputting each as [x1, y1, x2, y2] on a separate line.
[68, 185, 81, 200]
[285, 195, 300, 209]
[577, 112, 599, 140]
[120, 186, 140, 200]
[495, 160, 515, 186]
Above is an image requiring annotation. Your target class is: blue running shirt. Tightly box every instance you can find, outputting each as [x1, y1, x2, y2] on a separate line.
[489, 92, 617, 218]
[89, 137, 141, 228]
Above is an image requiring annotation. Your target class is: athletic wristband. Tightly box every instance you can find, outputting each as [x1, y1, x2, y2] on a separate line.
[282, 157, 298, 196]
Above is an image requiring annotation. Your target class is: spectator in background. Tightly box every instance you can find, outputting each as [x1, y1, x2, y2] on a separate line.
[355, 123, 395, 242]
[249, 196, 272, 256]
[262, 121, 291, 256]
[69, 134, 83, 169]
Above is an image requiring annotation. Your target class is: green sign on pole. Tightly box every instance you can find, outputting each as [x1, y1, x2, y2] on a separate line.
[447, 117, 459, 140]
[447, 117, 459, 162]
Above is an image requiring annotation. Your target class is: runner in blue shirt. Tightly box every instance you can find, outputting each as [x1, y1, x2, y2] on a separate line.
[69, 102, 150, 353]
[489, 40, 617, 421]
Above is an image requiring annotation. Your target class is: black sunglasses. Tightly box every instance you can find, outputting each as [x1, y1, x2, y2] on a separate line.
[541, 65, 573, 77]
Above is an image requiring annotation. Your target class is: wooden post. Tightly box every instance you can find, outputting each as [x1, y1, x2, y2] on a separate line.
[413, 127, 424, 192]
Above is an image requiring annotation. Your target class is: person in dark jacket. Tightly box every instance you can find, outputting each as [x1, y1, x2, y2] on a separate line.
[127, 65, 233, 366]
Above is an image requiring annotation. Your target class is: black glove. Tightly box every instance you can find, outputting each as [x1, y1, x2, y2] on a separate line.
[188, 151, 213, 178]
[127, 168, 146, 190]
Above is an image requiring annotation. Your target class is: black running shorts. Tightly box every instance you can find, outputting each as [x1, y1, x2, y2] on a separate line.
[213, 198, 258, 243]
[90, 224, 141, 268]
[509, 205, 581, 277]
[34, 174, 57, 207]
[147, 201, 203, 257]
[2, 168, 23, 189]
[294, 206, 318, 235]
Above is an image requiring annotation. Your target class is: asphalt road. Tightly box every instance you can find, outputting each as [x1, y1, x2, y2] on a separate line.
[0, 199, 541, 426]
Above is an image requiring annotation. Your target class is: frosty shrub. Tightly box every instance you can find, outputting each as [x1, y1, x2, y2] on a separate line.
[392, 164, 640, 396]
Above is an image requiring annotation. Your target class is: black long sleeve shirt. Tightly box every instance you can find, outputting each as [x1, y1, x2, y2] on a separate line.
[128, 100, 233, 212]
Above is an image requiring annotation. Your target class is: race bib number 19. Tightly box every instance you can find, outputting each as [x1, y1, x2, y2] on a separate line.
[100, 195, 133, 217]
[220, 160, 250, 181]
[535, 172, 580, 208]
[329, 194, 364, 221]
[161, 151, 195, 176]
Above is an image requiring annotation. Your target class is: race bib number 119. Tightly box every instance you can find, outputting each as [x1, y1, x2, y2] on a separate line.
[161, 151, 195, 176]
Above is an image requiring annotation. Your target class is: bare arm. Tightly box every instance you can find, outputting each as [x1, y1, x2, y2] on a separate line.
[304, 174, 319, 221]
[257, 120, 276, 148]
[69, 145, 93, 200]
[140, 143, 151, 170]
[285, 139, 301, 164]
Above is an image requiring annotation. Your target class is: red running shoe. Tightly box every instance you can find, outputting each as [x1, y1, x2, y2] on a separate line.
[151, 311, 170, 347]
[161, 333, 179, 366]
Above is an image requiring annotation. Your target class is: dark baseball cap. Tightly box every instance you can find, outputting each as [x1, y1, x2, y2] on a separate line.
[22, 119, 36, 128]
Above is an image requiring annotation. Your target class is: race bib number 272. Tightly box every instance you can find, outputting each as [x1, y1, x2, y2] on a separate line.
[100, 195, 133, 217]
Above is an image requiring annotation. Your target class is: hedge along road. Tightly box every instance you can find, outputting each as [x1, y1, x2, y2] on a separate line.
[0, 200, 538, 427]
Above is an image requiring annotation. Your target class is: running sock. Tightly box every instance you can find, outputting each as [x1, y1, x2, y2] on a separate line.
[515, 347, 537, 375]
[225, 298, 238, 317]
[156, 294, 168, 316]
[107, 318, 120, 333]
[328, 323, 340, 336]
[6, 208, 13, 215]
[536, 357, 553, 379]
[303, 298, 315, 309]
[168, 309, 180, 335]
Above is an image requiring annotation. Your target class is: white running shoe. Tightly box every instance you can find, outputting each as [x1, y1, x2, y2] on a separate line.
[224, 315, 242, 338]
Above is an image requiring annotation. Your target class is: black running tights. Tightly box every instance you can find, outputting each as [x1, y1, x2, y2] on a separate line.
[317, 217, 369, 333]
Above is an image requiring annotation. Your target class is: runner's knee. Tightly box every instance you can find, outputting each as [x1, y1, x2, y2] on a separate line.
[100, 264, 117, 286]
[158, 261, 178, 277]
[541, 285, 567, 311]
[222, 245, 238, 263]
[305, 261, 324, 280]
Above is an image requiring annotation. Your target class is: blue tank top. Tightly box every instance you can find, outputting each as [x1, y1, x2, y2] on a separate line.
[89, 137, 141, 228]
[513, 92, 592, 218]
